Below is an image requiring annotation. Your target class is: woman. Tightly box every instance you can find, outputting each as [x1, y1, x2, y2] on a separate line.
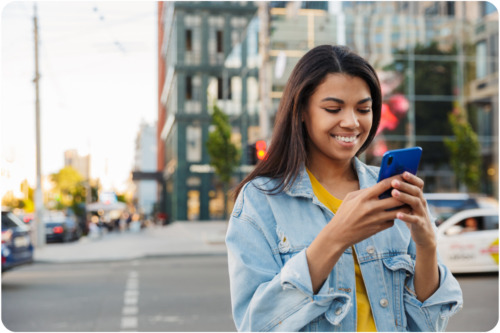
[226, 45, 463, 332]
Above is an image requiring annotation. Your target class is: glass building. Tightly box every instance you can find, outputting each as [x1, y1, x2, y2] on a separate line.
[226, 1, 498, 197]
[158, 1, 498, 223]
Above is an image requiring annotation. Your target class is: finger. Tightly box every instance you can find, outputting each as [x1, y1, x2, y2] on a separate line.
[370, 174, 405, 198]
[391, 189, 425, 214]
[402, 172, 424, 190]
[391, 179, 422, 199]
[346, 188, 365, 200]
[372, 206, 412, 224]
[372, 197, 406, 212]
[396, 212, 420, 224]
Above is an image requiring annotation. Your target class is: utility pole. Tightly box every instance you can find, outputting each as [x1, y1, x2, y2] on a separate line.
[33, 3, 45, 248]
[258, 2, 270, 141]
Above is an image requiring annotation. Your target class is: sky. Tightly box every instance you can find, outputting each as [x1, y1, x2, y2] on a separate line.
[1, 1, 157, 195]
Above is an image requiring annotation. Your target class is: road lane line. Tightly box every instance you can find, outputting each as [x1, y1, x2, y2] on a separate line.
[121, 270, 139, 330]
[121, 317, 138, 329]
[123, 306, 139, 316]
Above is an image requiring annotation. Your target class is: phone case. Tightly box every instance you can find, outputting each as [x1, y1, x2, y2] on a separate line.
[377, 147, 422, 201]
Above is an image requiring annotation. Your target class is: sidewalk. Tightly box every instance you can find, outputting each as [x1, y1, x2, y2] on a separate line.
[34, 221, 228, 264]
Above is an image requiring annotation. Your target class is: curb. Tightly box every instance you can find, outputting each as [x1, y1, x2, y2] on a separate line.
[33, 251, 228, 264]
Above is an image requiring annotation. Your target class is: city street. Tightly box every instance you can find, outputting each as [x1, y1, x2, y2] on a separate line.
[2, 256, 498, 332]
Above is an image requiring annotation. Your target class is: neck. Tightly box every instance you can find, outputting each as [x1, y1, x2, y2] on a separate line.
[306, 146, 358, 185]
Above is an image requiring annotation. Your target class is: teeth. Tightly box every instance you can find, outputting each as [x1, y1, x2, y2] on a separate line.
[334, 135, 356, 143]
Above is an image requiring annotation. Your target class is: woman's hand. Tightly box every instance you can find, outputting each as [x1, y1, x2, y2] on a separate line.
[306, 174, 412, 294]
[326, 174, 413, 251]
[390, 172, 436, 250]
[391, 171, 440, 302]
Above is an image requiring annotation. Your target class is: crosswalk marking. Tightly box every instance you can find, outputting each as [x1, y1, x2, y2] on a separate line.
[121, 268, 139, 330]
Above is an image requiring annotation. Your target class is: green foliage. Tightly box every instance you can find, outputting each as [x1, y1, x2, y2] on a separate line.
[50, 166, 96, 214]
[50, 167, 84, 204]
[117, 194, 127, 203]
[206, 104, 242, 219]
[19, 199, 34, 212]
[206, 104, 242, 184]
[444, 103, 482, 192]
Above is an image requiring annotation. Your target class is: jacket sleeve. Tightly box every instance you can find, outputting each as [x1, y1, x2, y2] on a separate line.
[403, 204, 464, 332]
[226, 214, 351, 332]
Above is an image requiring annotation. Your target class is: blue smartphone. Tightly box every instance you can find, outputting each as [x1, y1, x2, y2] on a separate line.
[377, 147, 422, 201]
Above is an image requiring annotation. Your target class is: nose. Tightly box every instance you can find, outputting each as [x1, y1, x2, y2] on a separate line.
[339, 109, 360, 129]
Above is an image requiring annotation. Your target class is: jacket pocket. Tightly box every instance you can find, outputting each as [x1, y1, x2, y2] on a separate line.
[383, 254, 415, 329]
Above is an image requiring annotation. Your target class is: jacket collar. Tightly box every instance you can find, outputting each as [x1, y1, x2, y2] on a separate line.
[284, 156, 379, 199]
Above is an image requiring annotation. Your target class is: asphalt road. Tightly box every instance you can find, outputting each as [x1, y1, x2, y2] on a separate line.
[2, 257, 498, 332]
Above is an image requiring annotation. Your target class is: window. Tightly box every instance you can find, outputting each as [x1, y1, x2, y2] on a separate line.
[217, 77, 231, 100]
[217, 31, 223, 53]
[217, 77, 223, 100]
[186, 76, 192, 100]
[186, 29, 192, 51]
[476, 41, 488, 79]
[447, 2, 455, 16]
[186, 125, 202, 162]
[187, 190, 200, 221]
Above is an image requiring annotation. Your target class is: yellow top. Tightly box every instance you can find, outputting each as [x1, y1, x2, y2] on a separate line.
[306, 168, 377, 332]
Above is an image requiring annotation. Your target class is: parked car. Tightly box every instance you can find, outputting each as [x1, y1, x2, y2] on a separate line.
[424, 193, 499, 226]
[1, 207, 34, 273]
[436, 208, 499, 273]
[44, 213, 81, 243]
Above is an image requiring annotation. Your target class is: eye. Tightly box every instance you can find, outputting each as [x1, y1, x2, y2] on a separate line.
[357, 108, 371, 113]
[325, 108, 341, 113]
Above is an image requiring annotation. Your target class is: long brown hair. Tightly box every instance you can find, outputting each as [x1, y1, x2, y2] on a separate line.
[234, 45, 382, 198]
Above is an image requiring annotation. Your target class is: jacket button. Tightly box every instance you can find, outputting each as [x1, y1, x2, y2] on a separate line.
[366, 246, 375, 254]
[335, 307, 342, 315]
[380, 299, 389, 308]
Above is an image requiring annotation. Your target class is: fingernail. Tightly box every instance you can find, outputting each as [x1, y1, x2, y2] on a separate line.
[404, 172, 410, 178]
[397, 213, 403, 219]
[392, 189, 400, 196]
[392, 180, 400, 187]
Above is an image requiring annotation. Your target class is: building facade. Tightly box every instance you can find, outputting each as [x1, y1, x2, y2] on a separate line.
[234, 1, 499, 196]
[133, 122, 158, 216]
[159, 2, 258, 222]
[157, 1, 498, 223]
[64, 149, 90, 180]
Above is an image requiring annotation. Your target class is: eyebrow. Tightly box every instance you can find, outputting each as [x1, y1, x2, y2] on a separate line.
[320, 97, 373, 104]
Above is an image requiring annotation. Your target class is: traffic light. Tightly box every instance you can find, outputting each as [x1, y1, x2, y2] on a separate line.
[247, 141, 267, 165]
[256, 140, 267, 161]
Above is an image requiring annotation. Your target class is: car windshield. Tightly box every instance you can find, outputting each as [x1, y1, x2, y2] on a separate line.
[427, 199, 480, 225]
[45, 222, 65, 228]
[2, 212, 30, 231]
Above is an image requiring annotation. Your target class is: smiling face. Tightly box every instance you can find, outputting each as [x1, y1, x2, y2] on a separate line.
[302, 73, 373, 163]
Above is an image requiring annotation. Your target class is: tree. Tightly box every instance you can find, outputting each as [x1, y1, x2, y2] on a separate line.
[206, 104, 242, 220]
[50, 167, 87, 212]
[444, 102, 482, 192]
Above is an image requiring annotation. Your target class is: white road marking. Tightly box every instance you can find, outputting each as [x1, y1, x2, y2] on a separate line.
[121, 271, 140, 330]
[123, 306, 139, 316]
[121, 316, 138, 329]
[125, 290, 139, 297]
[124, 297, 138, 305]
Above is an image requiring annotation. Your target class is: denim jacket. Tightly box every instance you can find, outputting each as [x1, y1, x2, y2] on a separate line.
[226, 157, 463, 332]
